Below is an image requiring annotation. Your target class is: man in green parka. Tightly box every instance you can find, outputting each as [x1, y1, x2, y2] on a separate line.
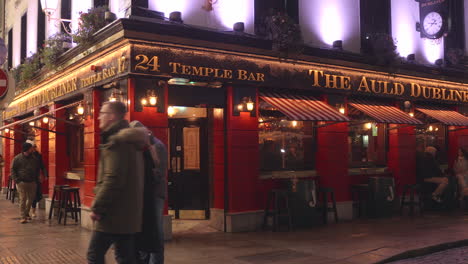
[87, 101, 147, 264]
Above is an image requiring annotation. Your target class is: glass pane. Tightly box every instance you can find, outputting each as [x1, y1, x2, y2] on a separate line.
[348, 122, 387, 167]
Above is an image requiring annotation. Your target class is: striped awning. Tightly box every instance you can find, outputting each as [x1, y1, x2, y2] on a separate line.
[349, 99, 423, 125]
[416, 106, 468, 126]
[259, 92, 349, 122]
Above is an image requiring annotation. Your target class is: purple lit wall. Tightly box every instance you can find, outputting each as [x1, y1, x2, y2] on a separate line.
[391, 0, 443, 64]
[148, 0, 255, 34]
[299, 0, 361, 53]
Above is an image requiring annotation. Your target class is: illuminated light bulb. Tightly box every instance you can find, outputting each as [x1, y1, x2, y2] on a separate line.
[435, 127, 439, 131]
[428, 125, 433, 131]
[167, 106, 175, 117]
[259, 118, 263, 123]
[29, 121, 35, 126]
[5, 128, 9, 133]
[292, 121, 298, 127]
[339, 107, 345, 114]
[280, 149, 285, 153]
[77, 104, 85, 115]
[141, 98, 148, 106]
[109, 96, 117, 102]
[246, 98, 254, 111]
[149, 96, 157, 106]
[237, 104, 244, 111]
[409, 112, 414, 117]
[365, 123, 372, 129]
[42, 117, 49, 124]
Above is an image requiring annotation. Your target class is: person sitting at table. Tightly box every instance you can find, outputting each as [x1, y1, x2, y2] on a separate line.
[453, 147, 468, 200]
[421, 146, 448, 203]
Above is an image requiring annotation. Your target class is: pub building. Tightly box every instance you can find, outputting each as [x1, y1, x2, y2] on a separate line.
[2, 0, 468, 234]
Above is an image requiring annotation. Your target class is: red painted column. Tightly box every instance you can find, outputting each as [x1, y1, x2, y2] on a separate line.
[48, 105, 68, 195]
[1, 127, 11, 189]
[316, 122, 350, 201]
[226, 86, 260, 213]
[83, 90, 101, 207]
[212, 108, 225, 210]
[387, 125, 416, 193]
[36, 108, 49, 195]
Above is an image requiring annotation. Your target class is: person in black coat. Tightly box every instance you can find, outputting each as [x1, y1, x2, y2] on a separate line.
[28, 141, 48, 218]
[420, 146, 448, 203]
[130, 121, 168, 264]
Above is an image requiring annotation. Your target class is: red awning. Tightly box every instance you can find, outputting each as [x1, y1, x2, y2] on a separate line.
[259, 92, 349, 122]
[349, 99, 422, 125]
[416, 106, 468, 126]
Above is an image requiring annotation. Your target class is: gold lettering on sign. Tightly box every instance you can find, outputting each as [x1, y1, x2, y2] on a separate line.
[135, 55, 160, 72]
[357, 77, 371, 93]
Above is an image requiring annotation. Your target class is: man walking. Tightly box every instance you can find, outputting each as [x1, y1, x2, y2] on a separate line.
[27, 140, 48, 218]
[87, 101, 147, 264]
[10, 142, 40, 223]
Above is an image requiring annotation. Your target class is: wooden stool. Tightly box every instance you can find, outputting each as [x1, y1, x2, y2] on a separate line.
[58, 187, 81, 225]
[351, 184, 369, 218]
[48, 185, 69, 220]
[262, 189, 293, 231]
[400, 184, 423, 216]
[317, 187, 338, 224]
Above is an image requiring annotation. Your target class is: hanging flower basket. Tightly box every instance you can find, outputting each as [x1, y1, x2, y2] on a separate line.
[72, 6, 108, 47]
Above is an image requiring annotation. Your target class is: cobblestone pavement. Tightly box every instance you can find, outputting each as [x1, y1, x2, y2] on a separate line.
[388, 246, 468, 264]
[2, 197, 468, 264]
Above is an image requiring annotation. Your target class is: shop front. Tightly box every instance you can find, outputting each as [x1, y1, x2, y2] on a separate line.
[3, 20, 468, 233]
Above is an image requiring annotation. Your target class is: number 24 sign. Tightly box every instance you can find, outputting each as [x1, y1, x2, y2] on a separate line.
[134, 55, 160, 72]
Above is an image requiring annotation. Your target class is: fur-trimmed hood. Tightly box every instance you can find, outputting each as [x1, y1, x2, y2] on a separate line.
[106, 127, 149, 150]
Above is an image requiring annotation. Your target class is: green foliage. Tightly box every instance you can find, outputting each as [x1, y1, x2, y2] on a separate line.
[72, 6, 108, 47]
[41, 33, 72, 70]
[18, 53, 42, 87]
[262, 10, 303, 58]
[366, 33, 400, 66]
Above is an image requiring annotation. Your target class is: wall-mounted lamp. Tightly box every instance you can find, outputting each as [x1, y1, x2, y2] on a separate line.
[77, 103, 85, 115]
[291, 121, 298, 127]
[332, 40, 343, 50]
[108, 89, 124, 102]
[409, 112, 414, 117]
[169, 11, 183, 23]
[29, 121, 35, 126]
[336, 104, 345, 114]
[90, 65, 102, 72]
[365, 122, 372, 129]
[435, 59, 444, 66]
[407, 53, 415, 62]
[5, 128, 9, 133]
[233, 22, 245, 33]
[167, 106, 176, 117]
[237, 97, 255, 112]
[141, 89, 158, 107]
[42, 117, 49, 124]
[428, 125, 434, 131]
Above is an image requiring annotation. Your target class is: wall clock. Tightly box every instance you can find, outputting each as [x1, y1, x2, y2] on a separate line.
[415, 0, 448, 39]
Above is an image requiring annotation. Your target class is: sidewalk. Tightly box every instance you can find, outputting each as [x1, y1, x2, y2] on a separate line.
[1, 197, 468, 264]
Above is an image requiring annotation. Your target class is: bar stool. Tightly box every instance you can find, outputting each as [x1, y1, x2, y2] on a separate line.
[58, 187, 81, 225]
[48, 185, 69, 220]
[262, 189, 293, 231]
[400, 184, 423, 216]
[317, 187, 339, 224]
[6, 177, 17, 203]
[351, 184, 369, 218]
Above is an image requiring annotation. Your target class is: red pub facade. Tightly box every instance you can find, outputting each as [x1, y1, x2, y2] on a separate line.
[3, 17, 468, 234]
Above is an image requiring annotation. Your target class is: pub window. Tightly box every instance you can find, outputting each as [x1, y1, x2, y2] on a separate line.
[360, 0, 391, 55]
[415, 124, 447, 164]
[20, 13, 27, 62]
[61, 0, 71, 34]
[66, 107, 85, 169]
[7, 28, 12, 69]
[254, 0, 299, 36]
[259, 101, 316, 171]
[348, 122, 387, 168]
[37, 0, 46, 50]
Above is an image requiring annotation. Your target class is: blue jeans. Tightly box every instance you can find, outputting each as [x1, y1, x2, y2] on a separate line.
[138, 198, 165, 264]
[87, 231, 136, 264]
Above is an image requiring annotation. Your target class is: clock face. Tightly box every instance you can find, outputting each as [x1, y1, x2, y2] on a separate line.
[422, 12, 443, 37]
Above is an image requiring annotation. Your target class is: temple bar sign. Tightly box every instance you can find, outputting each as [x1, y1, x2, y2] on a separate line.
[132, 47, 468, 104]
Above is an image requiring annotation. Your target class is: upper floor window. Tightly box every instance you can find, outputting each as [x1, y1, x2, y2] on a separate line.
[360, 0, 391, 55]
[21, 13, 27, 62]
